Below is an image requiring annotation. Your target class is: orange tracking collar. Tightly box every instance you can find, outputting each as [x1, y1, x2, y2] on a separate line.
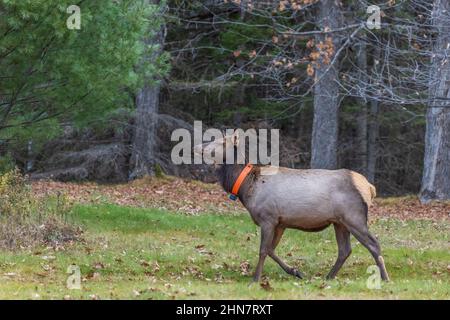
[229, 164, 253, 201]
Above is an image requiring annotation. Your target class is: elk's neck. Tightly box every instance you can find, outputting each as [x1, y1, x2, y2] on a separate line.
[216, 164, 245, 194]
[216, 164, 259, 205]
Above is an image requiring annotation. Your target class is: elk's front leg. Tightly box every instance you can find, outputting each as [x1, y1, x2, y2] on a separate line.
[269, 226, 304, 279]
[252, 223, 275, 282]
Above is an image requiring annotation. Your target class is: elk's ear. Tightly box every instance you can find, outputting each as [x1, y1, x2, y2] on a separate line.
[231, 130, 240, 146]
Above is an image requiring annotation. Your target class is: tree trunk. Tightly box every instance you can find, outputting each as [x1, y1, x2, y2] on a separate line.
[366, 43, 381, 184]
[420, 0, 450, 202]
[129, 1, 166, 179]
[367, 96, 379, 184]
[310, 0, 342, 169]
[355, 39, 368, 176]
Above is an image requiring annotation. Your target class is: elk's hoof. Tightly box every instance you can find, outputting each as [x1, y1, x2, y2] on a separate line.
[325, 274, 336, 280]
[291, 268, 304, 279]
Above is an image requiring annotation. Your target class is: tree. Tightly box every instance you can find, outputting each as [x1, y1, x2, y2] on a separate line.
[129, 0, 168, 179]
[355, 36, 368, 177]
[0, 0, 160, 153]
[420, 0, 450, 202]
[367, 44, 381, 184]
[310, 0, 343, 169]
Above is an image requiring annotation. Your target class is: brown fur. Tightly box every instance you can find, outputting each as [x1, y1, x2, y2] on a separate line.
[216, 164, 260, 207]
[349, 171, 376, 206]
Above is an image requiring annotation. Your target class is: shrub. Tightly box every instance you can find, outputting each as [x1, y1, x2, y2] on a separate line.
[0, 154, 15, 175]
[0, 169, 81, 249]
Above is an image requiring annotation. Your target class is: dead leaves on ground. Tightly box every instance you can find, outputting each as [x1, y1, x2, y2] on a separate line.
[260, 277, 273, 291]
[371, 197, 450, 222]
[32, 178, 450, 221]
[239, 260, 251, 275]
[32, 177, 243, 215]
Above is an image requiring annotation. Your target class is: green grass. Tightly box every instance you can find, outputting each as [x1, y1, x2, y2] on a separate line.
[0, 204, 449, 299]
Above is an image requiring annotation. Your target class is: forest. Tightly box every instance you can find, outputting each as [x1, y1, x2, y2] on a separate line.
[0, 0, 449, 301]
[1, 0, 449, 199]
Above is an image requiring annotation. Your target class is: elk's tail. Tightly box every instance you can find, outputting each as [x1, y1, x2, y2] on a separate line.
[350, 171, 377, 207]
[369, 183, 376, 202]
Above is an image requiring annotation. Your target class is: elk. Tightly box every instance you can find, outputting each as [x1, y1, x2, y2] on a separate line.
[194, 130, 390, 282]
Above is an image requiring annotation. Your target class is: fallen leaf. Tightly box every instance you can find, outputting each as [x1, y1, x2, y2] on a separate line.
[260, 277, 272, 291]
[240, 261, 251, 275]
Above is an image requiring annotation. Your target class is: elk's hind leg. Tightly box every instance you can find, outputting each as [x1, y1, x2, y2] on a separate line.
[343, 221, 390, 281]
[326, 223, 352, 279]
[269, 226, 304, 279]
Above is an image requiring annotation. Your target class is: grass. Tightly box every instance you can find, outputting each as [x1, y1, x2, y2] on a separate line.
[0, 203, 449, 299]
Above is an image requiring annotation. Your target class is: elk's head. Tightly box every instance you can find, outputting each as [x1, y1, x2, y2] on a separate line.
[193, 130, 240, 164]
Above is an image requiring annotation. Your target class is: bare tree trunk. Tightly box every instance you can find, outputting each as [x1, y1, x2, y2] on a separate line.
[355, 39, 368, 176]
[366, 43, 381, 184]
[310, 0, 342, 169]
[420, 0, 450, 202]
[367, 96, 379, 184]
[129, 1, 166, 180]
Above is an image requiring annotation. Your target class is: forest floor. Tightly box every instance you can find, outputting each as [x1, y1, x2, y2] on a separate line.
[0, 177, 449, 299]
[31, 175, 450, 221]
